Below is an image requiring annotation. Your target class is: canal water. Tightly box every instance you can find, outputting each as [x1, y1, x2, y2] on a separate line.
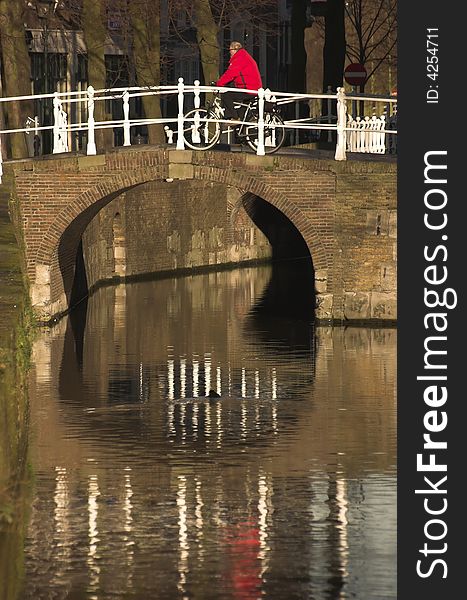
[20, 262, 396, 599]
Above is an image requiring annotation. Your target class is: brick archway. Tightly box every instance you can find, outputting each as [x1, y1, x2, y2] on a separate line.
[37, 166, 330, 270]
[33, 164, 331, 319]
[5, 147, 397, 323]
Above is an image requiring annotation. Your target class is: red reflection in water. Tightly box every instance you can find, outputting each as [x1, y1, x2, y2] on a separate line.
[224, 518, 262, 599]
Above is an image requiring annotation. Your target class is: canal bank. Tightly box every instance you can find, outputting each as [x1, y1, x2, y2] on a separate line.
[0, 189, 35, 600]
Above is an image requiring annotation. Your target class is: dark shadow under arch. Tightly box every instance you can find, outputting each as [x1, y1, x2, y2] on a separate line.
[57, 188, 135, 310]
[241, 193, 316, 321]
[242, 193, 312, 260]
[247, 258, 316, 323]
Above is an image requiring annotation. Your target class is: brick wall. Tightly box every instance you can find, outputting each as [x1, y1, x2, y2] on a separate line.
[2, 147, 397, 322]
[82, 180, 271, 289]
[333, 169, 397, 320]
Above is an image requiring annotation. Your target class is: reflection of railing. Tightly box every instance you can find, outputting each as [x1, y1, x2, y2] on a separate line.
[166, 355, 282, 401]
[0, 81, 398, 181]
[36, 465, 276, 597]
[167, 358, 276, 445]
[165, 350, 315, 400]
[30, 464, 359, 598]
[162, 349, 316, 449]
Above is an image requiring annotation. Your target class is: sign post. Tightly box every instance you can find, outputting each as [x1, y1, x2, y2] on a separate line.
[344, 63, 367, 117]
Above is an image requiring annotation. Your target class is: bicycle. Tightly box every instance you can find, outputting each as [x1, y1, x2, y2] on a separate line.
[182, 91, 285, 154]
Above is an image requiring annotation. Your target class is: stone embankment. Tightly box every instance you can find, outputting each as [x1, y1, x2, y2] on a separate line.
[0, 185, 32, 551]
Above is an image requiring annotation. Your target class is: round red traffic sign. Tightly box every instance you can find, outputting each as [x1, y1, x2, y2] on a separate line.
[344, 63, 367, 87]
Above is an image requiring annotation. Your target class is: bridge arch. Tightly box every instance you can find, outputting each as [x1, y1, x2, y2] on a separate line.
[34, 164, 331, 320]
[5, 147, 397, 323]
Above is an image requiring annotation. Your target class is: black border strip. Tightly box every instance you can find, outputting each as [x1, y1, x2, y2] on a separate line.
[398, 2, 462, 597]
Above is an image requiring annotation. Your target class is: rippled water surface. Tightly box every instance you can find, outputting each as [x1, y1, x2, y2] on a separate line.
[22, 264, 396, 599]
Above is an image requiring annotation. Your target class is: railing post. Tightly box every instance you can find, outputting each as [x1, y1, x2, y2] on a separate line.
[193, 79, 201, 109]
[370, 115, 379, 153]
[192, 80, 201, 144]
[295, 100, 300, 145]
[164, 125, 174, 144]
[327, 85, 333, 143]
[378, 115, 386, 153]
[53, 92, 60, 153]
[176, 77, 185, 150]
[123, 90, 131, 146]
[357, 117, 364, 152]
[264, 89, 275, 148]
[346, 114, 353, 152]
[256, 87, 265, 156]
[53, 92, 69, 154]
[33, 115, 41, 156]
[335, 87, 347, 161]
[364, 116, 370, 152]
[86, 85, 97, 155]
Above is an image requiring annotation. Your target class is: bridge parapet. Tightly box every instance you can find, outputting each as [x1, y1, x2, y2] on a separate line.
[0, 82, 397, 177]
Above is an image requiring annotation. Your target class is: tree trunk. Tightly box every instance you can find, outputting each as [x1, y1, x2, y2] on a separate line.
[323, 0, 346, 93]
[0, 0, 34, 158]
[129, 0, 164, 144]
[304, 23, 324, 95]
[193, 0, 220, 86]
[321, 0, 346, 145]
[82, 0, 113, 151]
[289, 0, 308, 94]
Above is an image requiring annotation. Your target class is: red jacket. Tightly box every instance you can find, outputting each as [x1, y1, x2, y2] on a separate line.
[216, 49, 263, 92]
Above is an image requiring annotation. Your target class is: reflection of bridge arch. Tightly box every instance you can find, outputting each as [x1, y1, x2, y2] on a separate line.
[37, 164, 329, 319]
[163, 349, 315, 449]
[48, 273, 395, 472]
[51, 269, 318, 455]
[24, 462, 368, 599]
[58, 343, 316, 455]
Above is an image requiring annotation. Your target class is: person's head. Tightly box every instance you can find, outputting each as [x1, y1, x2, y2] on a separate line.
[229, 41, 242, 57]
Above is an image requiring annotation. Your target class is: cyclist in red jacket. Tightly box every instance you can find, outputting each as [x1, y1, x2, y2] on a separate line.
[215, 41, 263, 126]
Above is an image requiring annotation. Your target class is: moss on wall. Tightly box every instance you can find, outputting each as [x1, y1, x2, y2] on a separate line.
[0, 187, 35, 600]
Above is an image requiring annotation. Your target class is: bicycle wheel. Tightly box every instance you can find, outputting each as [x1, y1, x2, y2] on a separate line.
[183, 108, 220, 150]
[245, 112, 285, 154]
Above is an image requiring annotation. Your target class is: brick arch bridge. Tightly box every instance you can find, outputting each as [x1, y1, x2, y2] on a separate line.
[4, 147, 396, 322]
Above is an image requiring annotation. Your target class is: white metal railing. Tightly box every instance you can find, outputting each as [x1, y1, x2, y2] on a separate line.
[347, 115, 386, 153]
[0, 80, 397, 182]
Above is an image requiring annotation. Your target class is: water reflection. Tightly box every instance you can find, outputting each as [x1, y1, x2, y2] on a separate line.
[22, 264, 396, 599]
[247, 257, 316, 322]
[53, 267, 316, 456]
